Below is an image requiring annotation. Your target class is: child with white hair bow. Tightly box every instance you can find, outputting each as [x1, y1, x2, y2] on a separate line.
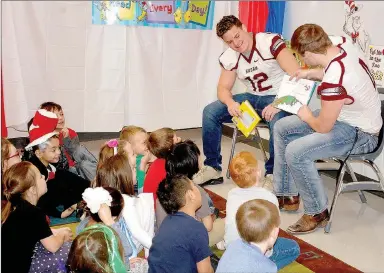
[76, 187, 148, 273]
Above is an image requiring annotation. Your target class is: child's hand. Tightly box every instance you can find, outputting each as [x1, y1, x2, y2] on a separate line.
[54, 227, 73, 242]
[61, 127, 69, 138]
[61, 204, 77, 218]
[129, 257, 147, 269]
[62, 227, 73, 242]
[140, 150, 152, 171]
[98, 204, 115, 226]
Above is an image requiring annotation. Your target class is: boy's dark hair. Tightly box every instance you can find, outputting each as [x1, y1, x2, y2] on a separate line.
[157, 174, 193, 214]
[87, 187, 124, 222]
[39, 102, 62, 112]
[166, 140, 200, 179]
[216, 15, 243, 38]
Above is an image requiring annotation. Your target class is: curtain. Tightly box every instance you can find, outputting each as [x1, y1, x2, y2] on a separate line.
[265, 1, 285, 35]
[239, 1, 285, 35]
[239, 1, 268, 33]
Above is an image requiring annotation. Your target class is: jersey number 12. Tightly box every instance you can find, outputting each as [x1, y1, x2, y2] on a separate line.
[245, 72, 272, 92]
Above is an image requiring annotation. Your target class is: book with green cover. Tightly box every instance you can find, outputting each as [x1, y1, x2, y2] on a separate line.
[272, 75, 319, 114]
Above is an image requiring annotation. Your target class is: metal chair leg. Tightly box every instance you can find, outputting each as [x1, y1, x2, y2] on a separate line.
[325, 163, 346, 233]
[253, 128, 268, 162]
[368, 160, 384, 192]
[226, 127, 238, 179]
[345, 161, 367, 204]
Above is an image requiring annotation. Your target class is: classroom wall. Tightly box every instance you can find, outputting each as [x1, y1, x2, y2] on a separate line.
[2, 1, 239, 137]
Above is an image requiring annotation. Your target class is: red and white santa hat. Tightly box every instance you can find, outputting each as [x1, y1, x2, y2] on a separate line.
[25, 109, 59, 150]
[345, 1, 356, 11]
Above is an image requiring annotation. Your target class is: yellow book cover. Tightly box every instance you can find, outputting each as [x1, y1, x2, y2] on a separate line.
[232, 100, 261, 138]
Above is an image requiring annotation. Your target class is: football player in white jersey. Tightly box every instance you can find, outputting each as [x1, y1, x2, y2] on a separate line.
[195, 15, 299, 187]
[273, 24, 382, 234]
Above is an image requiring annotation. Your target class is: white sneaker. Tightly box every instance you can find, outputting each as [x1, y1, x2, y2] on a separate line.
[262, 174, 274, 193]
[193, 165, 223, 186]
[216, 240, 226, 250]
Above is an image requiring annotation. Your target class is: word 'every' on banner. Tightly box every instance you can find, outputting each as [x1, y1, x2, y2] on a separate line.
[92, 1, 215, 30]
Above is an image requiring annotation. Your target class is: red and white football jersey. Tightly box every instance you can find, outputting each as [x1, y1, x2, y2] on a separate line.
[219, 32, 287, 96]
[318, 36, 382, 134]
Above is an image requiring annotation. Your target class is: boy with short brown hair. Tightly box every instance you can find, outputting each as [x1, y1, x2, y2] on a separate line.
[217, 199, 280, 273]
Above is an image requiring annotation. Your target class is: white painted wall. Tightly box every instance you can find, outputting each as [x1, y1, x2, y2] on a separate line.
[282, 1, 384, 46]
[2, 1, 240, 138]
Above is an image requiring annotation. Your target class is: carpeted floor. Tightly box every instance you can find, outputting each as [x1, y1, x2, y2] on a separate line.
[205, 189, 362, 273]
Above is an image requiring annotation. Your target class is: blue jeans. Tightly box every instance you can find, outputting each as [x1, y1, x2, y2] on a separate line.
[273, 112, 379, 215]
[270, 237, 300, 270]
[202, 93, 290, 174]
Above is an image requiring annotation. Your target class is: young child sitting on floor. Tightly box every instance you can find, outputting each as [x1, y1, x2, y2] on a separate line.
[95, 154, 154, 258]
[120, 126, 156, 194]
[144, 127, 181, 203]
[222, 151, 300, 269]
[76, 186, 148, 272]
[149, 175, 214, 273]
[156, 140, 223, 247]
[1, 162, 72, 273]
[216, 199, 281, 273]
[95, 139, 137, 186]
[67, 224, 127, 273]
[30, 102, 98, 181]
[2, 137, 22, 201]
[25, 109, 90, 219]
[1, 137, 22, 174]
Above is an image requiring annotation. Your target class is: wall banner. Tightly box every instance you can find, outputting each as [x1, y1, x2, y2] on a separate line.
[92, 1, 215, 30]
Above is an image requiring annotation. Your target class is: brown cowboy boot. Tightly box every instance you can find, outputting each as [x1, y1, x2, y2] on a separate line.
[287, 210, 329, 234]
[277, 195, 300, 212]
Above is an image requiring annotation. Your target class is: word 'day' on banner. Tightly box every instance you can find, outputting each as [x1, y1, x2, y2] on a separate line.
[189, 1, 211, 27]
[92, 1, 215, 30]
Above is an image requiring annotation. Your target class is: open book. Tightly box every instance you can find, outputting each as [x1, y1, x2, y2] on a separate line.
[272, 75, 319, 114]
[232, 100, 261, 138]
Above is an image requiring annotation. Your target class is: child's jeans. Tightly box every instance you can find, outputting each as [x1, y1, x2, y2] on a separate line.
[269, 237, 300, 269]
[207, 194, 215, 214]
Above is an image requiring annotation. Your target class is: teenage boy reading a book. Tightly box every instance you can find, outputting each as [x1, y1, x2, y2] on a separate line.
[216, 199, 281, 273]
[273, 24, 382, 234]
[197, 15, 300, 189]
